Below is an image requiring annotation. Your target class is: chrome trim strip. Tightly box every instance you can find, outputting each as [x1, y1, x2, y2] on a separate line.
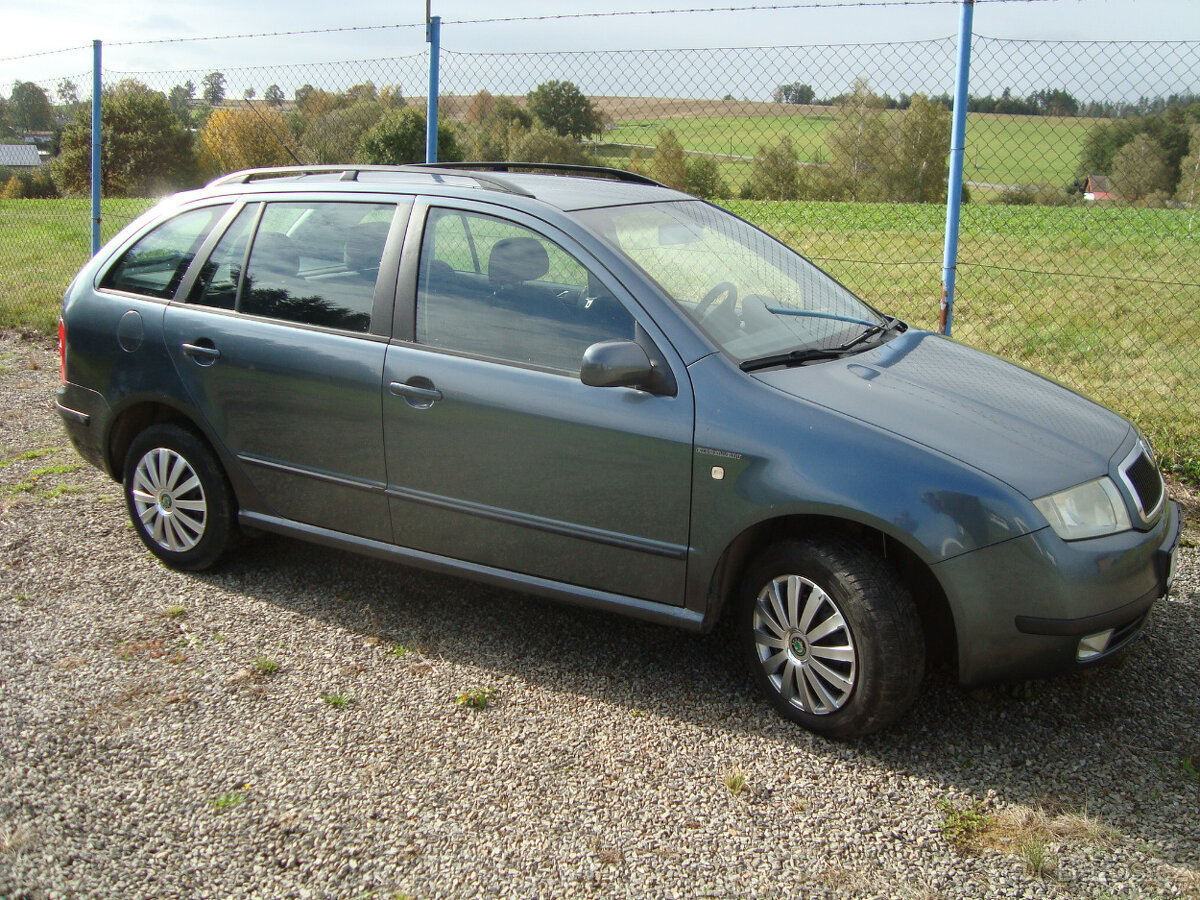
[238, 510, 702, 630]
[385, 484, 688, 561]
[1117, 442, 1165, 525]
[237, 454, 386, 494]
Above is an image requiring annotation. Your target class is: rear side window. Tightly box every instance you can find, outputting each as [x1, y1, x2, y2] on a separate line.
[100, 205, 230, 299]
[188, 200, 402, 333]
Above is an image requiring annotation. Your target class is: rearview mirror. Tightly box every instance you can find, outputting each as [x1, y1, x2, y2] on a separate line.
[658, 222, 703, 246]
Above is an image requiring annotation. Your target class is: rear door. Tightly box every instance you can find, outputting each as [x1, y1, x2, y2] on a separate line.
[382, 200, 695, 605]
[163, 195, 411, 541]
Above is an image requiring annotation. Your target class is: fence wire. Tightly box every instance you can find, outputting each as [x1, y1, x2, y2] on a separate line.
[0, 21, 1197, 471]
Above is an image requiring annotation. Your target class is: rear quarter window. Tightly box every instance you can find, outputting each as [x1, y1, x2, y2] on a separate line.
[100, 205, 231, 299]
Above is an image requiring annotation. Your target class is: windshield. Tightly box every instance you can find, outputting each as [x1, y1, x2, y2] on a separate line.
[575, 200, 885, 363]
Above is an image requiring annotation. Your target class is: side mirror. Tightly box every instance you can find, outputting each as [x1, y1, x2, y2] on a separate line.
[580, 340, 664, 392]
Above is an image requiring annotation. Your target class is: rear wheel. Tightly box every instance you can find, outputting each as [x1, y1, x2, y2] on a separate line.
[122, 424, 237, 571]
[739, 537, 924, 738]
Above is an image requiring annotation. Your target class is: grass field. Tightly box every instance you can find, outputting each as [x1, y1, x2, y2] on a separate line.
[0, 198, 154, 332]
[605, 111, 1098, 189]
[2, 195, 1196, 472]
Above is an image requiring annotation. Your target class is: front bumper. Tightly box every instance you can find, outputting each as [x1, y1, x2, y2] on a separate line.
[934, 500, 1181, 686]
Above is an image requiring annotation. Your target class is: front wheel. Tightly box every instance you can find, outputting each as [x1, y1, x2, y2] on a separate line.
[739, 537, 924, 738]
[122, 424, 237, 571]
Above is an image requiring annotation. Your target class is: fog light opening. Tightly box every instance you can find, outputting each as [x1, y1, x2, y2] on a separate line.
[1077, 629, 1115, 661]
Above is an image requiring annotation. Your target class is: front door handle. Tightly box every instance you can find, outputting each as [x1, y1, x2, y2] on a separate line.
[181, 341, 221, 366]
[389, 379, 442, 409]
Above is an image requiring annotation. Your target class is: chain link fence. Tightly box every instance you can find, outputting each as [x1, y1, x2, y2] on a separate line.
[1, 13, 1197, 471]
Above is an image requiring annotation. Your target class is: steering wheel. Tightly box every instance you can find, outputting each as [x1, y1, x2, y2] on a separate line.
[695, 281, 738, 319]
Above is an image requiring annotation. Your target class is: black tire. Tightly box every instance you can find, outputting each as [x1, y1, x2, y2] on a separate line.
[122, 424, 238, 571]
[739, 537, 924, 738]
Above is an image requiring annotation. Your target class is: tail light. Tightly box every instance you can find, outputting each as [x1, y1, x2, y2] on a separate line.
[58, 318, 66, 384]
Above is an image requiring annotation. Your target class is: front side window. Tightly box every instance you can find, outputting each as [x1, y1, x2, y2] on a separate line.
[100, 205, 230, 299]
[416, 208, 635, 373]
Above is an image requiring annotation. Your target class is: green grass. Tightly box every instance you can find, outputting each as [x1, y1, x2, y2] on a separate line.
[456, 687, 495, 709]
[605, 110, 1098, 188]
[938, 798, 993, 849]
[0, 197, 155, 331]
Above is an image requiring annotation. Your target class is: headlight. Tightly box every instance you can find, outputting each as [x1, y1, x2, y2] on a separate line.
[1033, 477, 1131, 541]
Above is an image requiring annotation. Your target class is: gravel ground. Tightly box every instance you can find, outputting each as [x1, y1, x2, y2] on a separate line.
[1, 328, 1198, 900]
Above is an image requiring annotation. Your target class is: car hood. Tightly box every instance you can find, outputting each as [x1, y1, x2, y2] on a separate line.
[753, 330, 1131, 499]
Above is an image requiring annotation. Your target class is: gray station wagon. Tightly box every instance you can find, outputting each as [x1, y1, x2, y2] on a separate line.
[57, 163, 1181, 737]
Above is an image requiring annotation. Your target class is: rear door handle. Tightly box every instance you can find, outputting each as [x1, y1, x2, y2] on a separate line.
[181, 342, 221, 365]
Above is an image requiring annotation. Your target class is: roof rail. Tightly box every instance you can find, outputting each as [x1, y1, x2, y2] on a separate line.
[407, 161, 669, 188]
[204, 164, 533, 196]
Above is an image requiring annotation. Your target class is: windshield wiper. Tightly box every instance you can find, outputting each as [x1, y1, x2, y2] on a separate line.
[738, 317, 901, 373]
[739, 347, 847, 372]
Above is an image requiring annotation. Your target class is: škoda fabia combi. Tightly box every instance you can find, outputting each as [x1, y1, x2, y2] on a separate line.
[57, 164, 1180, 737]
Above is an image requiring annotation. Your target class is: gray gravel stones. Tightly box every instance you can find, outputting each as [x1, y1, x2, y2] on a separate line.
[1, 329, 1198, 899]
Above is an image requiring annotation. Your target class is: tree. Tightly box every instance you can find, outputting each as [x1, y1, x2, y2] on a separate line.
[647, 129, 688, 190]
[344, 82, 378, 105]
[168, 81, 196, 124]
[1175, 124, 1200, 206]
[526, 80, 602, 140]
[198, 107, 294, 177]
[820, 80, 889, 201]
[884, 93, 951, 203]
[1079, 111, 1198, 189]
[685, 157, 729, 200]
[466, 90, 497, 125]
[1110, 134, 1171, 201]
[201, 72, 226, 104]
[302, 102, 387, 164]
[243, 87, 256, 101]
[264, 84, 286, 107]
[56, 79, 80, 108]
[358, 107, 462, 165]
[53, 80, 195, 196]
[507, 130, 591, 165]
[775, 83, 816, 105]
[9, 81, 54, 132]
[1029, 88, 1079, 117]
[744, 136, 800, 200]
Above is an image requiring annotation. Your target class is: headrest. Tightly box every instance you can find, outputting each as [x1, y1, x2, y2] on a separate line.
[344, 221, 390, 271]
[488, 237, 550, 289]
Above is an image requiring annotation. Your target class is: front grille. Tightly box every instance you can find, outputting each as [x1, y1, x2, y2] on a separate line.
[1122, 449, 1164, 520]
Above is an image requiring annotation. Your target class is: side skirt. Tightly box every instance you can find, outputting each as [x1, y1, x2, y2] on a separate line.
[239, 510, 707, 632]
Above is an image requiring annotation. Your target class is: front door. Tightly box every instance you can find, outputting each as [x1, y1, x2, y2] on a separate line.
[382, 204, 694, 605]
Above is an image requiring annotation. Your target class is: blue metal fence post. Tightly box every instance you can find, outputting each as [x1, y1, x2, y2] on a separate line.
[940, 0, 974, 336]
[90, 39, 102, 256]
[426, 14, 441, 163]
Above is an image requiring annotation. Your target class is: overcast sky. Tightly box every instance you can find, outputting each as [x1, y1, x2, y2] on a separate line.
[3, 1, 1198, 94]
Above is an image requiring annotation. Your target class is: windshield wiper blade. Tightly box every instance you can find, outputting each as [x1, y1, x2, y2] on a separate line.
[738, 317, 901, 373]
[739, 347, 846, 372]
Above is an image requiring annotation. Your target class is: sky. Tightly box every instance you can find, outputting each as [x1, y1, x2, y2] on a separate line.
[2, 0, 1197, 100]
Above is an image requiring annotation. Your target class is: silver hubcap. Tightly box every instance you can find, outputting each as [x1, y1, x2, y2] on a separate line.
[131, 448, 207, 553]
[752, 574, 857, 715]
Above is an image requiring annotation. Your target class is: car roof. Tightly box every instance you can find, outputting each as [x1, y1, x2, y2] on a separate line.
[201, 164, 693, 212]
